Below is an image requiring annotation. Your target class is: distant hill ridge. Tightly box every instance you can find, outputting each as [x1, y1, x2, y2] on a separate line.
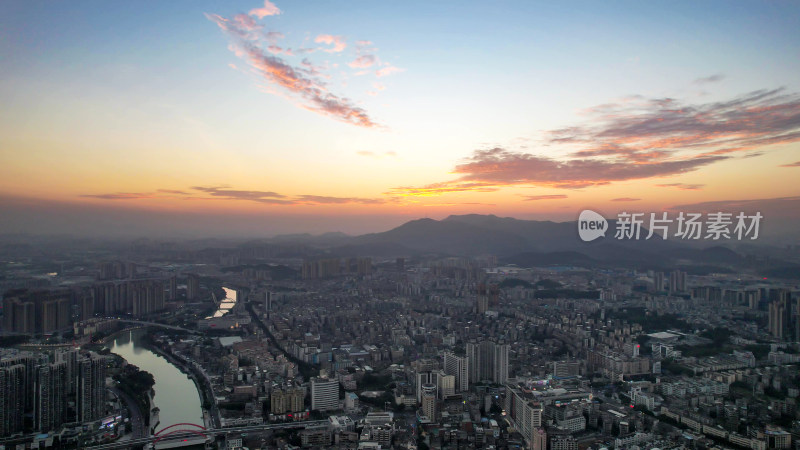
[256, 214, 760, 270]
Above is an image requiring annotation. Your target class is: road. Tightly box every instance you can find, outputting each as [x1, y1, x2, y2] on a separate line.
[109, 386, 147, 439]
[192, 363, 221, 429]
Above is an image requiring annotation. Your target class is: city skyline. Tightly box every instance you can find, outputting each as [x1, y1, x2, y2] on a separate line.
[2, 3, 800, 444]
[1, 1, 800, 237]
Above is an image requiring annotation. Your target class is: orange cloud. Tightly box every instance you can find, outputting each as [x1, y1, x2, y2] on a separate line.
[656, 183, 704, 190]
[522, 195, 568, 201]
[452, 148, 726, 189]
[388, 182, 499, 197]
[389, 148, 725, 196]
[296, 195, 388, 205]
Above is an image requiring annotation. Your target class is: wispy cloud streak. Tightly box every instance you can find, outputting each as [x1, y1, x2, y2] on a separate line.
[206, 4, 380, 127]
[656, 183, 705, 190]
[553, 88, 800, 161]
[522, 195, 568, 201]
[81, 186, 391, 206]
[387, 148, 725, 196]
[694, 74, 725, 84]
[387, 182, 499, 197]
[80, 193, 157, 200]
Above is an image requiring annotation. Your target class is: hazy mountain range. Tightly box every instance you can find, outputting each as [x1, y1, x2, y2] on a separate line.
[257, 214, 799, 275]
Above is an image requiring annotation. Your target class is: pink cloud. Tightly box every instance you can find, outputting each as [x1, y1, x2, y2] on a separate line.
[367, 82, 386, 96]
[207, 11, 378, 127]
[553, 88, 800, 162]
[267, 45, 293, 55]
[243, 45, 376, 127]
[264, 31, 284, 44]
[233, 13, 260, 31]
[299, 58, 329, 78]
[376, 64, 403, 77]
[348, 55, 376, 69]
[249, 0, 281, 18]
[315, 34, 347, 53]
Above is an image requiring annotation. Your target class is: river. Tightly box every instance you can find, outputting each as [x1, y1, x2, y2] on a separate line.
[108, 329, 204, 432]
[207, 286, 238, 318]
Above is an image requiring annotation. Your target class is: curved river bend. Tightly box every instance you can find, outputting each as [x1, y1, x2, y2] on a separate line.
[109, 330, 204, 432]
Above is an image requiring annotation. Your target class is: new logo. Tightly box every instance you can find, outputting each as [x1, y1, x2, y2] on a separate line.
[578, 210, 608, 242]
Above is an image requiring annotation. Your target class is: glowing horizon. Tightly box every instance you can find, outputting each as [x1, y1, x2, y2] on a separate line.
[1, 1, 799, 237]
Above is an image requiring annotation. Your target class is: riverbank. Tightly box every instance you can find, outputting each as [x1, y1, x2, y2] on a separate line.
[138, 334, 220, 429]
[107, 329, 208, 434]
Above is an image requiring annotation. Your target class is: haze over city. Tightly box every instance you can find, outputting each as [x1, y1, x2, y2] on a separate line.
[3, 3, 800, 450]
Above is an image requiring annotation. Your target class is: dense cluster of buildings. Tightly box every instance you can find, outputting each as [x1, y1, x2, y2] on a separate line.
[0, 262, 210, 335]
[1, 239, 799, 449]
[3, 289, 72, 334]
[302, 257, 374, 280]
[0, 349, 107, 437]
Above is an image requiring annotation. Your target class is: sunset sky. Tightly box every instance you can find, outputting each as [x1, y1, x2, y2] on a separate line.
[1, 1, 799, 237]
